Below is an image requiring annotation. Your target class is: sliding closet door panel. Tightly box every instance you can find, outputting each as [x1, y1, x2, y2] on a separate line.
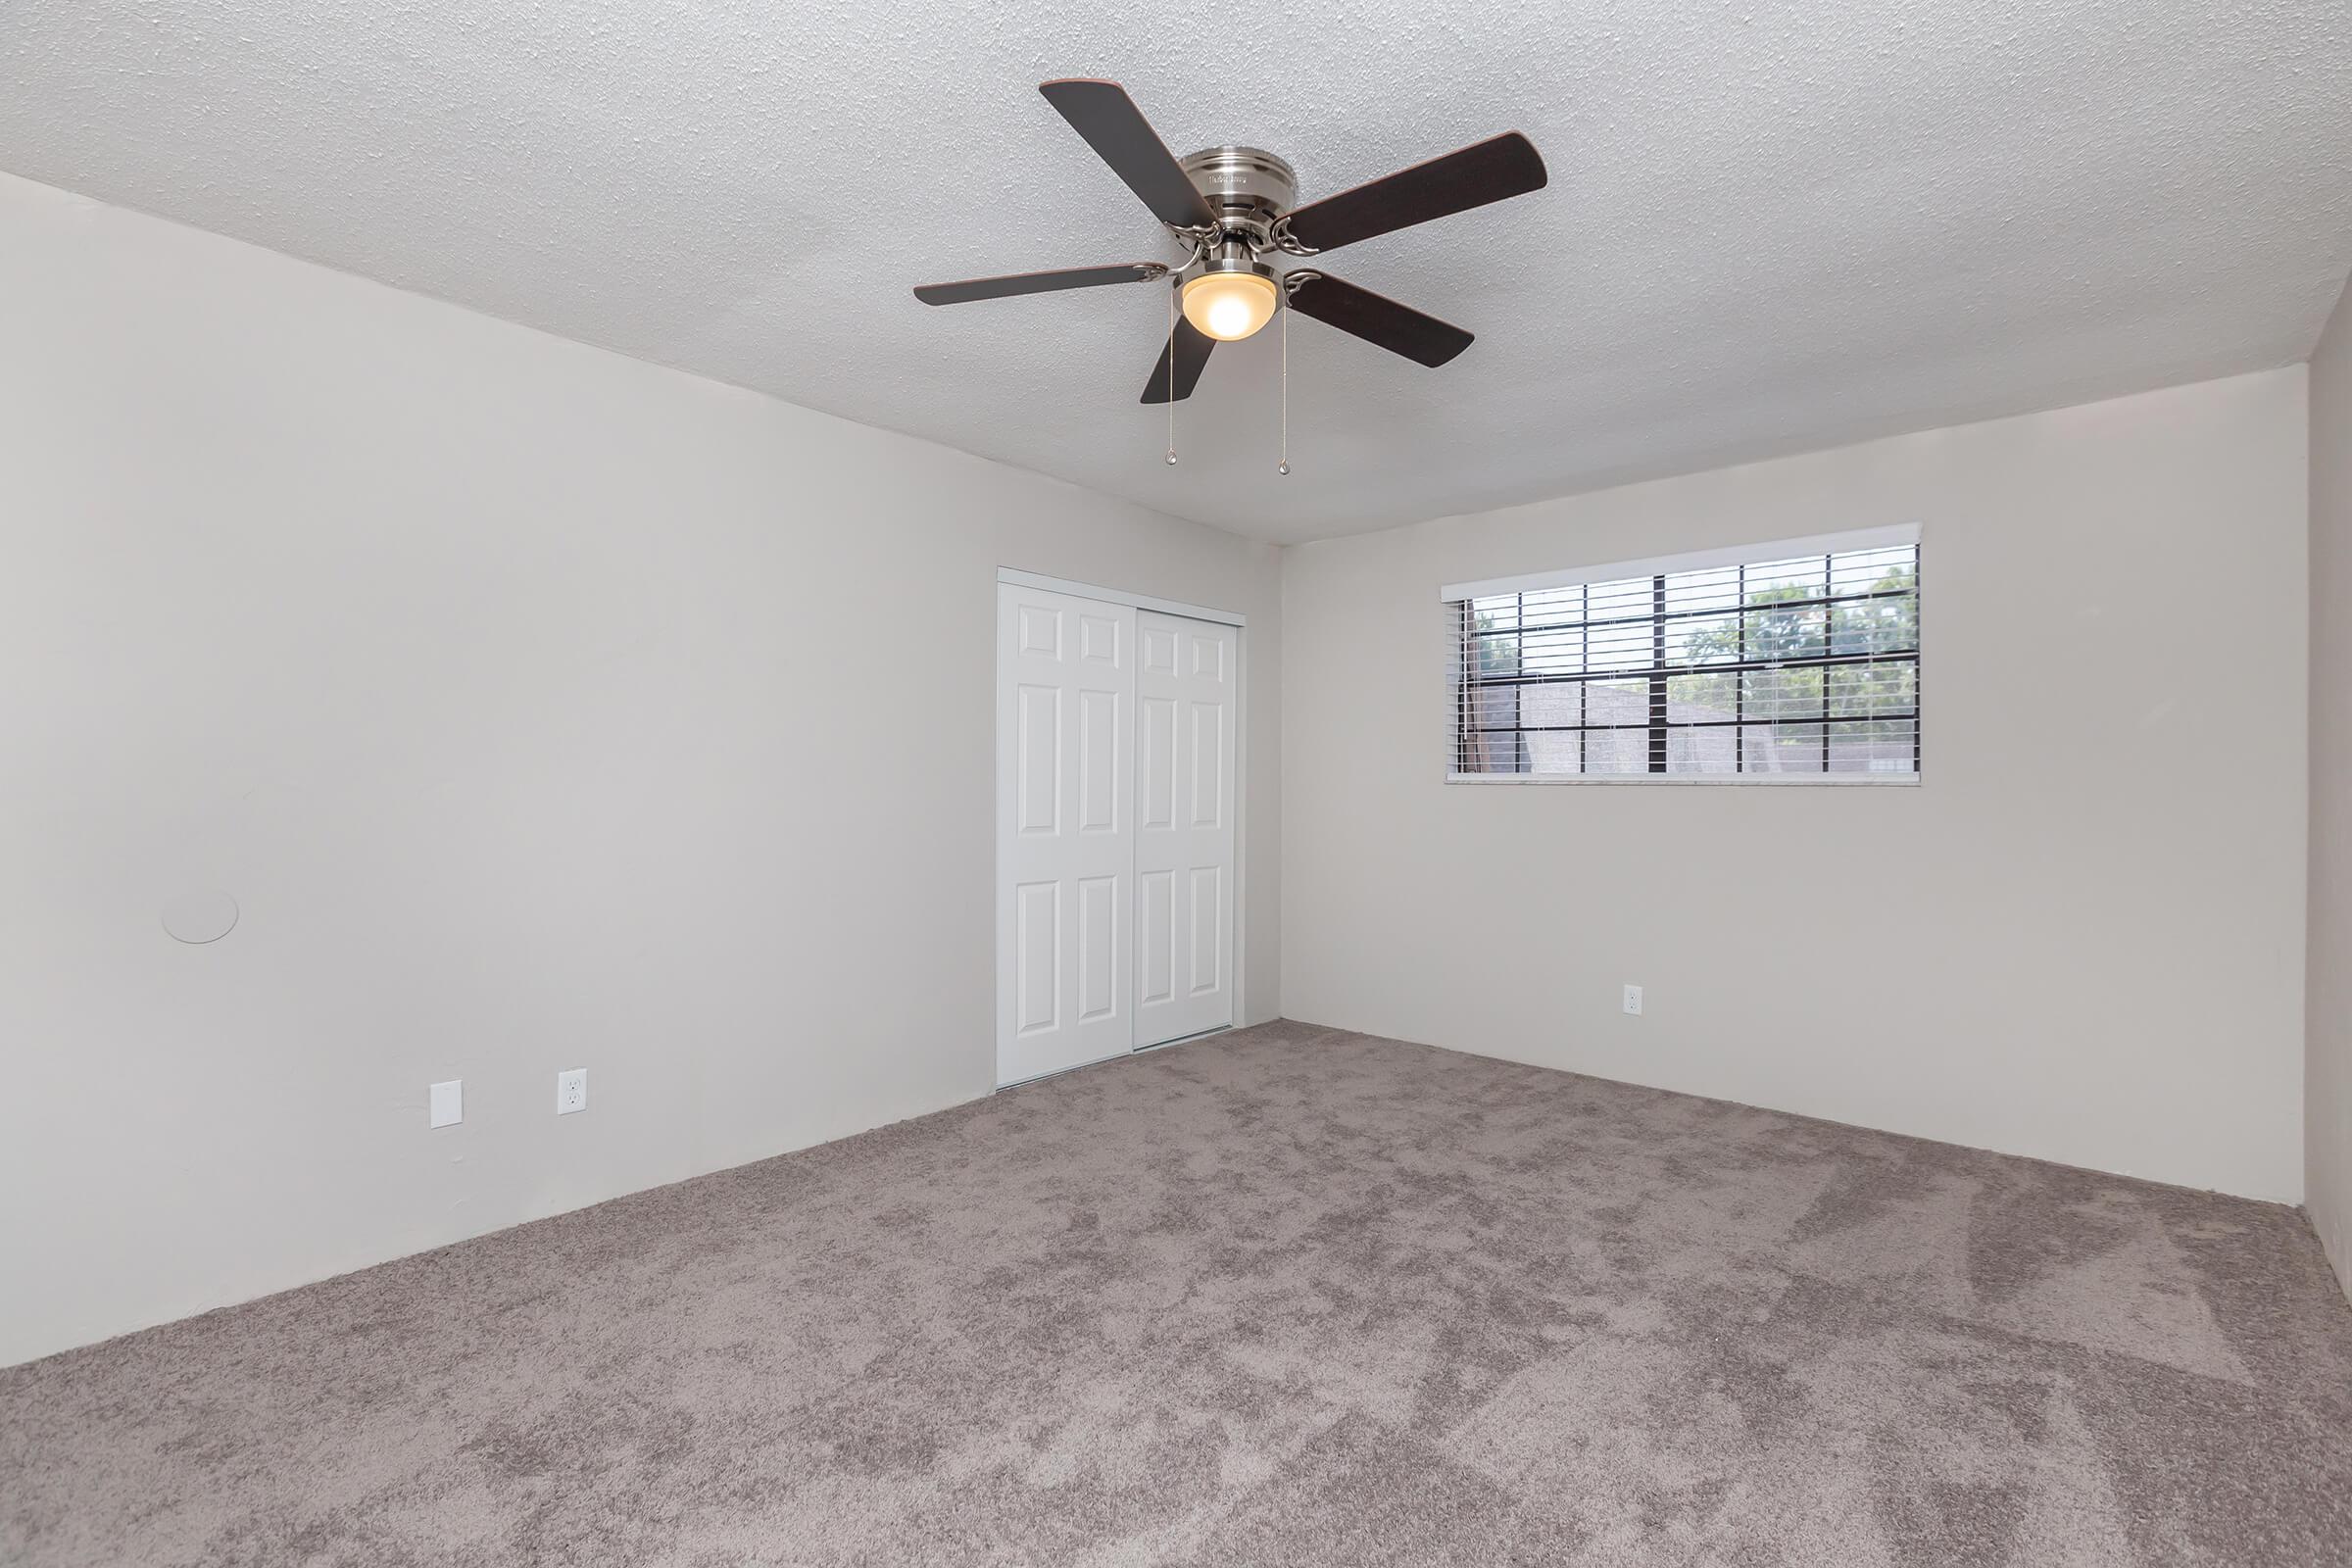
[997, 584, 1136, 1085]
[1133, 611, 1238, 1046]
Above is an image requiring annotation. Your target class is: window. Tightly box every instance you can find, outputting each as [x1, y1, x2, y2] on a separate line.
[1446, 526, 1920, 781]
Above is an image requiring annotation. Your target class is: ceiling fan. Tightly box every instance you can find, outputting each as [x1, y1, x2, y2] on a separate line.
[913, 79, 1547, 415]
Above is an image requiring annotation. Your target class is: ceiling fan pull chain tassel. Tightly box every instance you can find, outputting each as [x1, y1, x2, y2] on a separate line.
[1279, 298, 1290, 476]
[1165, 275, 1177, 465]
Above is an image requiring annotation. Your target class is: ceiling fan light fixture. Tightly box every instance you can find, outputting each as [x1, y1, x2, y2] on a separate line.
[1182, 266, 1280, 342]
[915, 83, 1550, 411]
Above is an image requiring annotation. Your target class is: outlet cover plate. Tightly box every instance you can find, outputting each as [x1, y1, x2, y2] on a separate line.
[1622, 984, 1643, 1015]
[556, 1068, 587, 1115]
[429, 1079, 463, 1128]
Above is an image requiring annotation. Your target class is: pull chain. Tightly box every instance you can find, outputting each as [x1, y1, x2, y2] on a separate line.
[1278, 296, 1291, 476]
[1164, 277, 1177, 466]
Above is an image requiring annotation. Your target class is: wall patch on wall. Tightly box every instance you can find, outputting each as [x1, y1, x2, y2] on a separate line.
[161, 890, 239, 945]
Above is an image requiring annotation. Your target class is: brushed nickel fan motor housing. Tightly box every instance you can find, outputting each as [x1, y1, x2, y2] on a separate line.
[1180, 146, 1297, 248]
[1190, 243, 1280, 287]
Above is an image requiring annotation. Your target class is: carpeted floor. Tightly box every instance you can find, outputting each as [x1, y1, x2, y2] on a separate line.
[4, 1020, 2350, 1566]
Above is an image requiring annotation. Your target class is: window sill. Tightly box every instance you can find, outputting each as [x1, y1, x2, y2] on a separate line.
[1445, 772, 1920, 787]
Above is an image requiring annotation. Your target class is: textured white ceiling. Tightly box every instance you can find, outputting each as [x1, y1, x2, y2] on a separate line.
[5, 2, 2349, 544]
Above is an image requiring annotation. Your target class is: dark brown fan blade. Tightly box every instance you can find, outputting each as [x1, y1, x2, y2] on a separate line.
[1139, 318, 1215, 403]
[913, 263, 1162, 306]
[1039, 79, 1216, 230]
[1280, 131, 1546, 254]
[1286, 273, 1473, 368]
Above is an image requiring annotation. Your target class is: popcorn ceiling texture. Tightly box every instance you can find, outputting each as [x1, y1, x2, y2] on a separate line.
[3, 1, 2348, 543]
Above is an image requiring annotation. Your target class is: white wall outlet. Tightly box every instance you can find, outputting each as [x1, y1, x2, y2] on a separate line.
[556, 1068, 588, 1115]
[1623, 984, 1644, 1016]
[429, 1079, 463, 1128]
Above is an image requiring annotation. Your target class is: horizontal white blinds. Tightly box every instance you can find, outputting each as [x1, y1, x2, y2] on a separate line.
[1446, 531, 1921, 780]
[1439, 524, 1920, 603]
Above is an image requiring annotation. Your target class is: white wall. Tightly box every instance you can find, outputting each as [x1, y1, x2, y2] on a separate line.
[2310, 278, 2352, 1292]
[1283, 369, 2309, 1202]
[0, 173, 1281, 1367]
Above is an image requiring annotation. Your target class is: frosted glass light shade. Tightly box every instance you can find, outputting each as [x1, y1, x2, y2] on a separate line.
[1181, 271, 1280, 341]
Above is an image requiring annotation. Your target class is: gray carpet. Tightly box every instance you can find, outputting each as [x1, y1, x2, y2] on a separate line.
[4, 1020, 2350, 1566]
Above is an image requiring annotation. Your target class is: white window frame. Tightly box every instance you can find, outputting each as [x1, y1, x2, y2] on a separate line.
[1442, 524, 1922, 787]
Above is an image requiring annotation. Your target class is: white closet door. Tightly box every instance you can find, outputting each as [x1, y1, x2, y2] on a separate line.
[1133, 611, 1238, 1047]
[996, 584, 1136, 1086]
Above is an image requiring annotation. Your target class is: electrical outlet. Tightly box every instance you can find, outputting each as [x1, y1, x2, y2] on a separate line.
[429, 1079, 463, 1128]
[556, 1068, 588, 1115]
[1623, 984, 1643, 1016]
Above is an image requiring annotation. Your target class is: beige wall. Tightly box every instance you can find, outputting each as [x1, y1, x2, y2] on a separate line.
[2310, 279, 2352, 1293]
[1282, 369, 2309, 1202]
[0, 173, 1282, 1367]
